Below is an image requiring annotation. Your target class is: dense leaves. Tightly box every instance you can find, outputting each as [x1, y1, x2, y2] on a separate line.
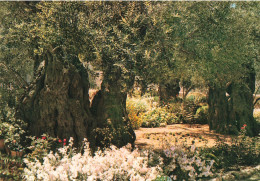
[0, 1, 259, 142]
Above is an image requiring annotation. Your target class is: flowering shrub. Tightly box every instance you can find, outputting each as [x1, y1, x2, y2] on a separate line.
[141, 107, 177, 128]
[126, 97, 151, 129]
[162, 144, 214, 180]
[240, 124, 247, 135]
[23, 138, 161, 181]
[25, 134, 66, 163]
[127, 96, 179, 129]
[127, 109, 143, 130]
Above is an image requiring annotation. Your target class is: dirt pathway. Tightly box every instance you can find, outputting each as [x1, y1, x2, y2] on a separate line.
[134, 124, 232, 150]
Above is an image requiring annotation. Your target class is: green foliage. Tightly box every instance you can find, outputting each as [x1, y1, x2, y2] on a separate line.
[25, 134, 65, 163]
[93, 118, 134, 148]
[127, 93, 209, 129]
[127, 96, 179, 129]
[187, 93, 207, 105]
[180, 100, 200, 124]
[0, 106, 27, 152]
[201, 134, 260, 170]
[194, 105, 209, 124]
[0, 152, 24, 180]
[141, 107, 178, 128]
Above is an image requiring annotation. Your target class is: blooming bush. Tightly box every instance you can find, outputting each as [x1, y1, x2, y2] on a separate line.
[127, 108, 143, 130]
[23, 138, 161, 181]
[162, 144, 215, 180]
[141, 106, 177, 128]
[126, 97, 152, 129]
[25, 134, 66, 163]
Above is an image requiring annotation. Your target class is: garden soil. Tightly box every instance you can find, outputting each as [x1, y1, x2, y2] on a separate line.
[135, 124, 233, 150]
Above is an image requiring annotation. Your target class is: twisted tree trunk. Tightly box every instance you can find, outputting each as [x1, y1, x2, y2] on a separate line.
[18, 52, 93, 146]
[228, 64, 258, 136]
[89, 66, 135, 148]
[18, 52, 135, 148]
[208, 63, 259, 136]
[208, 86, 229, 134]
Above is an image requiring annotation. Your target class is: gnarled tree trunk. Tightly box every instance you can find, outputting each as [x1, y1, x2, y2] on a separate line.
[18, 52, 93, 146]
[208, 86, 229, 134]
[89, 66, 135, 148]
[228, 65, 259, 136]
[18, 53, 136, 148]
[208, 63, 259, 136]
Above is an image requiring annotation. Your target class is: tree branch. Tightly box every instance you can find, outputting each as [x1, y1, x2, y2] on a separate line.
[0, 62, 29, 88]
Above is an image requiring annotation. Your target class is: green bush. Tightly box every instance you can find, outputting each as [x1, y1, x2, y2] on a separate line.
[186, 95, 196, 102]
[0, 152, 24, 180]
[127, 96, 184, 128]
[0, 106, 27, 152]
[200, 133, 260, 170]
[180, 100, 200, 124]
[25, 134, 66, 163]
[194, 105, 208, 124]
[141, 107, 178, 128]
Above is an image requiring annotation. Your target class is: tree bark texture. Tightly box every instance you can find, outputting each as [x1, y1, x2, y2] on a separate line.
[89, 66, 135, 148]
[227, 65, 259, 136]
[18, 53, 93, 146]
[228, 83, 258, 136]
[208, 87, 229, 134]
[208, 64, 259, 136]
[18, 53, 135, 148]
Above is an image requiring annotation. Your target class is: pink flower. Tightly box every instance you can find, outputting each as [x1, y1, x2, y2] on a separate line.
[241, 127, 245, 130]
[243, 124, 247, 127]
[58, 139, 62, 143]
[63, 139, 66, 142]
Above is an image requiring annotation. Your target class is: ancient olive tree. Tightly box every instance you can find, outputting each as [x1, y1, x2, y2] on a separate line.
[168, 2, 259, 135]
[1, 2, 157, 148]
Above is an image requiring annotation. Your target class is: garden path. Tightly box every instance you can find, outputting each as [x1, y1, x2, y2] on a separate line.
[135, 124, 232, 150]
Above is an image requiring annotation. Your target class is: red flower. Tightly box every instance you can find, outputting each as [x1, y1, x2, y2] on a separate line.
[63, 142, 66, 146]
[243, 124, 247, 127]
[42, 136, 46, 140]
[58, 139, 62, 143]
[37, 137, 39, 139]
[241, 126, 245, 130]
[63, 139, 66, 142]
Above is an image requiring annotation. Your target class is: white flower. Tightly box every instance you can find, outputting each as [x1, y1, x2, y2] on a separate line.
[191, 144, 196, 152]
[24, 139, 160, 181]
